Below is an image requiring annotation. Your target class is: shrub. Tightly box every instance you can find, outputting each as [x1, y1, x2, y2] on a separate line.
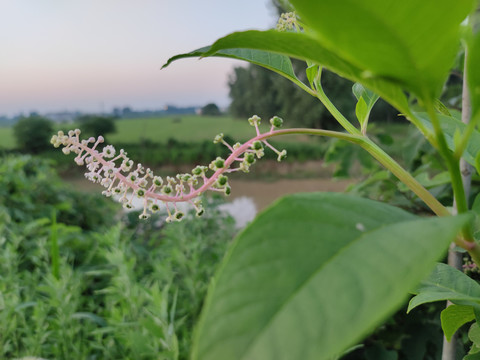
[13, 115, 53, 153]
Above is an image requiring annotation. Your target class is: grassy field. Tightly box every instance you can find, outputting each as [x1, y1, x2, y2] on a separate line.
[110, 115, 262, 144]
[0, 115, 314, 150]
[0, 126, 14, 149]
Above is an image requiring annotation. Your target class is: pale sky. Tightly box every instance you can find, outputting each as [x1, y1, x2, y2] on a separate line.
[0, 1, 275, 116]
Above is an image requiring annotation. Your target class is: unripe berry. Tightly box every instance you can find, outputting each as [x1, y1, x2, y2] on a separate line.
[162, 185, 173, 195]
[270, 116, 284, 128]
[244, 152, 256, 164]
[217, 175, 228, 187]
[251, 141, 263, 151]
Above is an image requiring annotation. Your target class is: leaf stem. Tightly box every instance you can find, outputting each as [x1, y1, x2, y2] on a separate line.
[425, 100, 469, 217]
[289, 73, 361, 135]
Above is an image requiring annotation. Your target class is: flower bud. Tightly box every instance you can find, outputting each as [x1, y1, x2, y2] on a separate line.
[248, 115, 261, 126]
[213, 133, 224, 144]
[277, 149, 287, 162]
[192, 165, 207, 176]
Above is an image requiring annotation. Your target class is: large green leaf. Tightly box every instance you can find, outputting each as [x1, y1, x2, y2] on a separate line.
[408, 263, 480, 312]
[192, 193, 468, 360]
[203, 30, 409, 112]
[290, 0, 475, 98]
[162, 46, 299, 83]
[416, 112, 480, 166]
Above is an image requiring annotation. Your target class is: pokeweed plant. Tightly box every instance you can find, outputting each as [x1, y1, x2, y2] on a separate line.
[51, 0, 480, 359]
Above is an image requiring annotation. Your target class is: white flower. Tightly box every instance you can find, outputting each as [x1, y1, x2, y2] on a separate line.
[102, 145, 116, 158]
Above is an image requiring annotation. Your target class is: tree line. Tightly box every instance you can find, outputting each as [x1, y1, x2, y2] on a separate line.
[227, 60, 401, 129]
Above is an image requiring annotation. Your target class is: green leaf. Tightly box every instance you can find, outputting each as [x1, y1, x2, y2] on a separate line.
[416, 112, 480, 166]
[192, 193, 468, 360]
[355, 97, 369, 130]
[408, 263, 480, 312]
[306, 64, 320, 88]
[467, 27, 480, 120]
[472, 193, 480, 216]
[441, 305, 475, 341]
[476, 152, 480, 177]
[203, 30, 409, 112]
[71, 312, 107, 327]
[162, 45, 299, 83]
[465, 353, 480, 360]
[353, 83, 379, 108]
[471, 323, 480, 346]
[435, 99, 453, 117]
[290, 0, 475, 98]
[353, 83, 379, 132]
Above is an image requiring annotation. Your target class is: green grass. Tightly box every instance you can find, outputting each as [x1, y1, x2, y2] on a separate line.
[0, 126, 14, 149]
[109, 115, 262, 144]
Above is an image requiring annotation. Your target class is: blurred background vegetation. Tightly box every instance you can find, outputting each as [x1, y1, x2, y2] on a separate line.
[0, 0, 471, 358]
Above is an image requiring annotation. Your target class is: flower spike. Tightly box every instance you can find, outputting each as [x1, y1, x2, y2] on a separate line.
[51, 115, 288, 221]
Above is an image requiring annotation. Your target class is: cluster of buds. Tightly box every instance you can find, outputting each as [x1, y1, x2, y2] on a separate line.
[463, 257, 479, 275]
[51, 115, 287, 221]
[276, 12, 299, 32]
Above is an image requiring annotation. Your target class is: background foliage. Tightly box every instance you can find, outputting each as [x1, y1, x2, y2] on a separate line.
[0, 155, 235, 360]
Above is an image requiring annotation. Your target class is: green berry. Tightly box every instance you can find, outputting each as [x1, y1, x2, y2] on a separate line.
[245, 152, 255, 164]
[251, 141, 263, 151]
[192, 166, 203, 176]
[214, 157, 225, 169]
[217, 175, 228, 186]
[162, 185, 173, 195]
[270, 116, 284, 128]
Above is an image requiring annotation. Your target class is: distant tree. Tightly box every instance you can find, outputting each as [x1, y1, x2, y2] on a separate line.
[112, 107, 123, 118]
[201, 103, 221, 116]
[13, 115, 54, 153]
[77, 115, 117, 140]
[228, 62, 358, 129]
